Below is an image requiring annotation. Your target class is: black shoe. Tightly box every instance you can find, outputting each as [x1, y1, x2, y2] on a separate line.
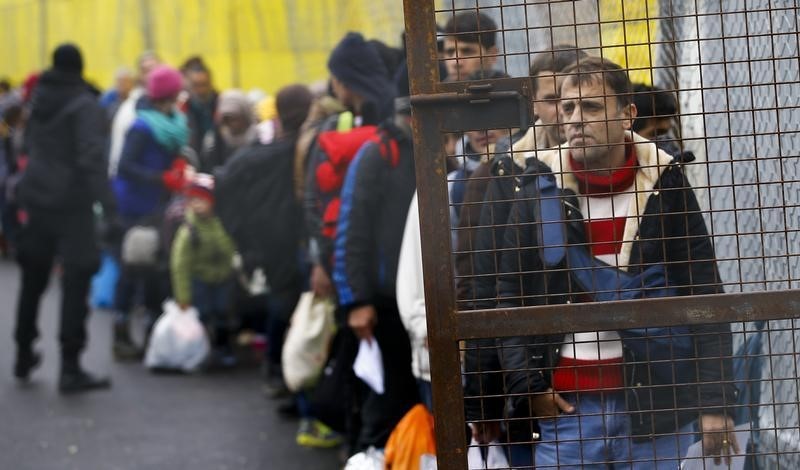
[14, 348, 41, 381]
[58, 369, 112, 394]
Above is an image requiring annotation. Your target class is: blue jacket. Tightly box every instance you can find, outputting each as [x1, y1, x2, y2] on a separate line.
[113, 118, 175, 219]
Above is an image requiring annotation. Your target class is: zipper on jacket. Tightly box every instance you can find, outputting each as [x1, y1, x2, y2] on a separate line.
[628, 348, 644, 425]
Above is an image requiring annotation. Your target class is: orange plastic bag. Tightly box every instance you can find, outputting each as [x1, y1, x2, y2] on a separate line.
[384, 404, 436, 469]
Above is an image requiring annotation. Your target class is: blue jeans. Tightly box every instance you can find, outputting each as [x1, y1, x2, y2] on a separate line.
[535, 392, 695, 469]
[191, 279, 231, 329]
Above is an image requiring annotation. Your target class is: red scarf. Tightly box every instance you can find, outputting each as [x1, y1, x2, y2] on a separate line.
[569, 143, 638, 195]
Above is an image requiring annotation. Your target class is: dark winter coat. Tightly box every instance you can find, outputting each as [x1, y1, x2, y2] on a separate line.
[457, 130, 537, 435]
[496, 132, 736, 438]
[17, 69, 114, 213]
[113, 107, 178, 220]
[332, 119, 416, 311]
[215, 137, 304, 293]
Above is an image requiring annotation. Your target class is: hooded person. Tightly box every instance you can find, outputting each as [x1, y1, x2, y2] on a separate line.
[13, 43, 116, 393]
[304, 32, 397, 303]
[200, 89, 258, 172]
[111, 64, 191, 360]
[327, 32, 396, 127]
[329, 53, 420, 453]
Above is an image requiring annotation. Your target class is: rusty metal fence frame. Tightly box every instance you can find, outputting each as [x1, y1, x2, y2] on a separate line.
[402, 1, 800, 468]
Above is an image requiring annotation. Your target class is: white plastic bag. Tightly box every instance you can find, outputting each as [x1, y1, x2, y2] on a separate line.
[467, 437, 509, 469]
[353, 339, 385, 395]
[144, 299, 210, 372]
[344, 447, 384, 470]
[281, 292, 336, 391]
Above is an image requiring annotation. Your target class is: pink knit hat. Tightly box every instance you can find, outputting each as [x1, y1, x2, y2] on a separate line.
[146, 65, 183, 100]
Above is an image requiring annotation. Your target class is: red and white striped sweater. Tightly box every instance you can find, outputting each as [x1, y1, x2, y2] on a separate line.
[551, 145, 638, 393]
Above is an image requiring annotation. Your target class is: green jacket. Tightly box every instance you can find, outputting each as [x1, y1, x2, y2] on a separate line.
[170, 210, 236, 305]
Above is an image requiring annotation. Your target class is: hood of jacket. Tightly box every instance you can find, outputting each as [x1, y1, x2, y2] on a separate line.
[509, 119, 563, 170]
[30, 69, 88, 122]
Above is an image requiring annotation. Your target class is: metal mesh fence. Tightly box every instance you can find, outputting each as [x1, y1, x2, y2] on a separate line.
[405, 0, 800, 468]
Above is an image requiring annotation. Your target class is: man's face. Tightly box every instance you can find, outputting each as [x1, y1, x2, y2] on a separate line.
[560, 76, 634, 167]
[534, 71, 566, 144]
[188, 70, 214, 102]
[442, 37, 497, 81]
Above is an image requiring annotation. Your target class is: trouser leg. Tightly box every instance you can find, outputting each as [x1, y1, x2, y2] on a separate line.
[59, 264, 95, 358]
[13, 213, 55, 350]
[14, 257, 53, 348]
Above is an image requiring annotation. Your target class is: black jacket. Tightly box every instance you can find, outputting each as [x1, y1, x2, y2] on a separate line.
[332, 119, 416, 311]
[215, 137, 304, 293]
[496, 136, 736, 437]
[18, 69, 113, 214]
[460, 152, 531, 427]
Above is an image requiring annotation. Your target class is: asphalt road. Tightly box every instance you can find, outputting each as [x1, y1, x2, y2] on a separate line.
[0, 259, 341, 470]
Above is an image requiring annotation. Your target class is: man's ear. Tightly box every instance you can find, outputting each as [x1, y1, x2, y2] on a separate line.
[620, 103, 637, 130]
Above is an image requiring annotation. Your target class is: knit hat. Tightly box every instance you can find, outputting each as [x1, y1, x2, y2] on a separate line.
[216, 89, 254, 124]
[276, 84, 313, 135]
[185, 173, 215, 203]
[53, 44, 84, 74]
[327, 32, 395, 122]
[147, 65, 184, 101]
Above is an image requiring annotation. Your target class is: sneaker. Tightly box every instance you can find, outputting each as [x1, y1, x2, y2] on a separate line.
[296, 419, 344, 449]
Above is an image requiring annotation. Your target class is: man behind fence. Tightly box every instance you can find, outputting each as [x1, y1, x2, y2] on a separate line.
[496, 56, 738, 468]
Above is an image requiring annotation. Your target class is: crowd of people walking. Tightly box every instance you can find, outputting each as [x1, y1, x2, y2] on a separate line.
[0, 9, 740, 469]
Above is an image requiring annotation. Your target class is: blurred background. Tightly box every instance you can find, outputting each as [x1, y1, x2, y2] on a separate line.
[0, 0, 406, 92]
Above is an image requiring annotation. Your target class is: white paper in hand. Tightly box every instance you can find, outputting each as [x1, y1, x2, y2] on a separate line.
[353, 339, 385, 395]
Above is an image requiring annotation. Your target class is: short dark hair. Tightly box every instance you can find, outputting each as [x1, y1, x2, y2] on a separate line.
[561, 56, 632, 108]
[631, 83, 677, 131]
[0, 79, 11, 92]
[443, 11, 497, 49]
[181, 55, 210, 75]
[529, 45, 589, 94]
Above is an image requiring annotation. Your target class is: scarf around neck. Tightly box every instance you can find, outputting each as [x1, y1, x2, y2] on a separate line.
[138, 108, 189, 153]
[569, 143, 638, 195]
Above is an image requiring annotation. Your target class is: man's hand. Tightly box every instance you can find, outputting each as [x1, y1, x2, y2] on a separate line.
[470, 421, 501, 445]
[310, 264, 333, 298]
[700, 414, 739, 466]
[529, 388, 575, 418]
[348, 305, 377, 341]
